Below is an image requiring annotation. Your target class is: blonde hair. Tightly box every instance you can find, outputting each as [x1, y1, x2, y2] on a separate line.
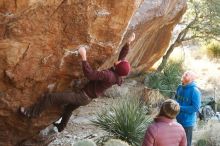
[158, 99, 180, 119]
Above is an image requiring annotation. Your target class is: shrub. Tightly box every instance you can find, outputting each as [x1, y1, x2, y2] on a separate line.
[204, 40, 220, 59]
[92, 97, 151, 146]
[73, 139, 97, 146]
[145, 60, 184, 97]
[196, 139, 211, 146]
[104, 139, 130, 146]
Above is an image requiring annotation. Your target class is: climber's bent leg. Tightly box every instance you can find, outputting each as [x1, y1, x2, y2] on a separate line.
[19, 90, 92, 118]
[53, 91, 92, 132]
[53, 104, 79, 132]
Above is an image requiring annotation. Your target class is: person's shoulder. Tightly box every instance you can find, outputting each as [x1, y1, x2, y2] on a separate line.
[100, 69, 116, 78]
[176, 84, 182, 90]
[146, 123, 158, 136]
[148, 122, 158, 130]
[193, 85, 200, 91]
[173, 121, 185, 131]
[191, 85, 201, 95]
[173, 121, 182, 127]
[100, 69, 120, 82]
[194, 87, 201, 93]
[177, 84, 182, 87]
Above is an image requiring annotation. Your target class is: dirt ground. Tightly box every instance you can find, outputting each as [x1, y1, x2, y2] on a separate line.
[49, 97, 113, 146]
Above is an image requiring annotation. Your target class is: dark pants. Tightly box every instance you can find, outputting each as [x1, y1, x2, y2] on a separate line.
[184, 126, 193, 146]
[24, 90, 92, 131]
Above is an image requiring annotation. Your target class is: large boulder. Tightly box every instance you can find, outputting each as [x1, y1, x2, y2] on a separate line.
[0, 0, 186, 145]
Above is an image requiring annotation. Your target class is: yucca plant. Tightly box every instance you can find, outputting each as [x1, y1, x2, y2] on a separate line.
[92, 97, 151, 146]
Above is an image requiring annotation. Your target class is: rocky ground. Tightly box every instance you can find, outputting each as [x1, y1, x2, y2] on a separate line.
[49, 97, 111, 146]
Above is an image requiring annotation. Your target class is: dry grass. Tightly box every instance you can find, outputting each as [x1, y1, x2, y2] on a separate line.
[194, 120, 220, 146]
[141, 88, 165, 116]
[142, 87, 165, 105]
[204, 41, 220, 59]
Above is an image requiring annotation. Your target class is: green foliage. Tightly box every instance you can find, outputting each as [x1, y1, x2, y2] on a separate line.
[156, 0, 220, 72]
[92, 97, 151, 146]
[196, 139, 211, 146]
[73, 139, 97, 146]
[210, 0, 220, 14]
[183, 0, 220, 41]
[104, 139, 130, 146]
[204, 40, 220, 59]
[145, 60, 184, 97]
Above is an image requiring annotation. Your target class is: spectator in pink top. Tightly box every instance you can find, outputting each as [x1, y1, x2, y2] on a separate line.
[142, 99, 187, 146]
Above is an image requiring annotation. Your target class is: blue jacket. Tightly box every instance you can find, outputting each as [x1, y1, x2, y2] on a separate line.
[175, 82, 201, 127]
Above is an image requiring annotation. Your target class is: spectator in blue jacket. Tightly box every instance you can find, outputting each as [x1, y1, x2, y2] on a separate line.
[175, 71, 201, 146]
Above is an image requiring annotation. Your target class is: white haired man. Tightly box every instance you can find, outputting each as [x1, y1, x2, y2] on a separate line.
[175, 71, 201, 146]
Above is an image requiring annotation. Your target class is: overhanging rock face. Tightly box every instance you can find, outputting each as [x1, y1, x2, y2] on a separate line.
[0, 0, 186, 145]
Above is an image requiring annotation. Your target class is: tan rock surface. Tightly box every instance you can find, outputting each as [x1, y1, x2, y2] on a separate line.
[0, 0, 186, 145]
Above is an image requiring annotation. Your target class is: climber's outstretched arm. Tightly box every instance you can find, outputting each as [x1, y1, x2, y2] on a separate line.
[78, 46, 111, 81]
[118, 32, 135, 61]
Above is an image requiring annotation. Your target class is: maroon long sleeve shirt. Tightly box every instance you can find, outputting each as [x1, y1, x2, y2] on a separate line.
[82, 43, 130, 98]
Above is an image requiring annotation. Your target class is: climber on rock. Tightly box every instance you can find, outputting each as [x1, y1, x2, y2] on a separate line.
[19, 32, 136, 132]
